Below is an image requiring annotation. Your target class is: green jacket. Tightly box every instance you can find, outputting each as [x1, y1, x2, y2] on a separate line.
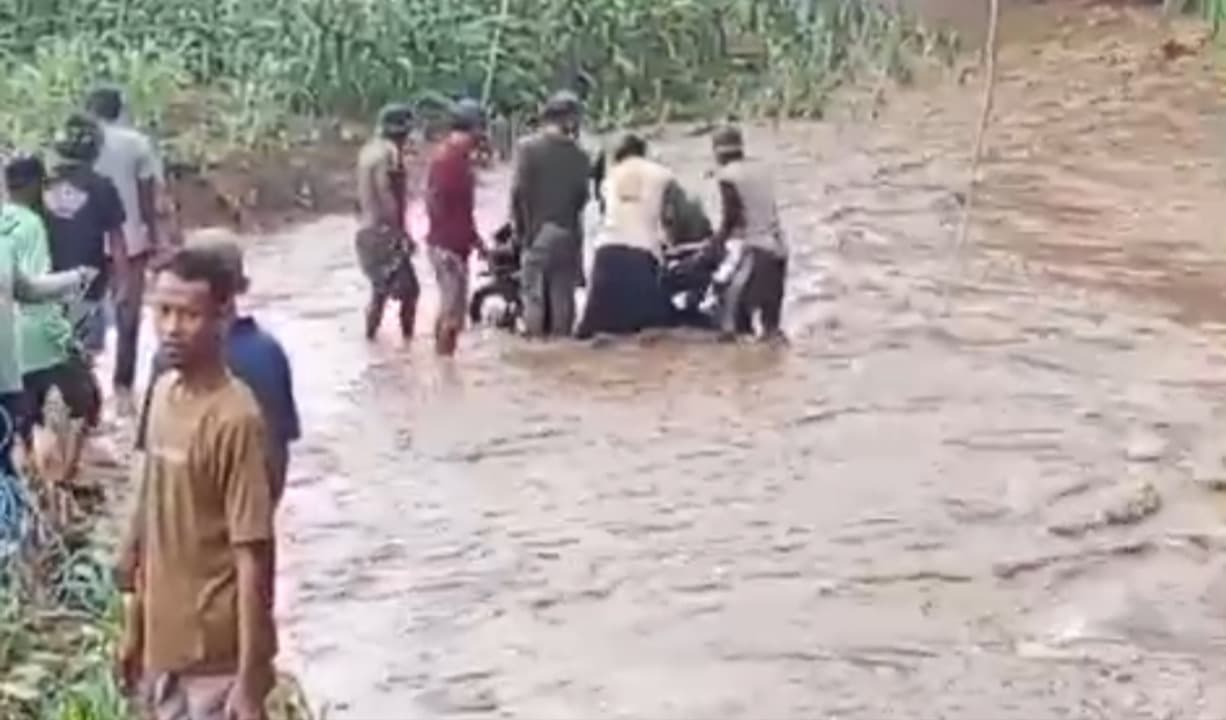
[0, 205, 81, 393]
[4, 204, 73, 374]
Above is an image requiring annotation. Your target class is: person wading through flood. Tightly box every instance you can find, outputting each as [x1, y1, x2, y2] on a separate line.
[510, 91, 591, 337]
[43, 113, 130, 362]
[355, 103, 420, 341]
[0, 159, 95, 478]
[576, 133, 683, 339]
[710, 125, 788, 342]
[117, 247, 277, 720]
[5, 155, 101, 482]
[86, 84, 162, 415]
[425, 99, 488, 356]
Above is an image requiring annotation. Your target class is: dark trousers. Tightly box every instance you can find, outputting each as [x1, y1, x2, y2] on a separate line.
[522, 224, 579, 338]
[112, 252, 149, 390]
[721, 247, 787, 337]
[0, 392, 23, 477]
[356, 226, 421, 339]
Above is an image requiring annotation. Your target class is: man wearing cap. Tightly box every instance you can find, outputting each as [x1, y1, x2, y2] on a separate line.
[355, 103, 420, 341]
[425, 99, 488, 356]
[86, 84, 163, 413]
[510, 90, 591, 338]
[710, 125, 788, 341]
[43, 113, 130, 357]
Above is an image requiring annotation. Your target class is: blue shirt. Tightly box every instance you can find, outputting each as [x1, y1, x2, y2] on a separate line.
[137, 315, 300, 451]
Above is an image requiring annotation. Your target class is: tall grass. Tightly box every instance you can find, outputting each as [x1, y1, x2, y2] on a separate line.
[0, 0, 950, 162]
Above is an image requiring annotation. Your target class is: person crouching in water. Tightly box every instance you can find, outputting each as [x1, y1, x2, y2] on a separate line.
[355, 104, 420, 341]
[710, 126, 788, 342]
[576, 133, 683, 339]
[425, 99, 488, 356]
[511, 91, 591, 338]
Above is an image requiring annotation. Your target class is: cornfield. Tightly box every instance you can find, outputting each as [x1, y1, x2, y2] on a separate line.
[0, 0, 951, 162]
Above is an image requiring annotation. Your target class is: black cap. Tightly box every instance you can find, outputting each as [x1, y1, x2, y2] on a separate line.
[4, 153, 46, 191]
[712, 125, 744, 156]
[377, 103, 414, 137]
[542, 90, 582, 122]
[54, 113, 103, 163]
[450, 98, 485, 132]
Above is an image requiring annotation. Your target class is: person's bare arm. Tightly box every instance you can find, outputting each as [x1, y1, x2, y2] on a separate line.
[138, 178, 159, 251]
[372, 153, 401, 229]
[12, 265, 86, 303]
[235, 540, 275, 696]
[219, 413, 277, 709]
[712, 179, 745, 249]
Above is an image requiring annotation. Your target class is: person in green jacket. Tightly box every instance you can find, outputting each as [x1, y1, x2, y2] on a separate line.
[0, 155, 95, 477]
[5, 155, 100, 481]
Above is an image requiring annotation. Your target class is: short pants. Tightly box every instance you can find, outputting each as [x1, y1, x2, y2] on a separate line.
[76, 300, 106, 354]
[354, 225, 419, 300]
[142, 673, 242, 720]
[22, 356, 101, 435]
[428, 245, 469, 331]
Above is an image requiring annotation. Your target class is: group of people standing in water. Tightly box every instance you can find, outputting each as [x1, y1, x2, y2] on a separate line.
[353, 89, 790, 356]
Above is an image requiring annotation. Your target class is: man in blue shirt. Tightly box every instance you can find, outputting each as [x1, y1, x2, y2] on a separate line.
[136, 241, 299, 501]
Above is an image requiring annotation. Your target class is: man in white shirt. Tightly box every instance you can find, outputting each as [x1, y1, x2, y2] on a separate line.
[86, 85, 162, 413]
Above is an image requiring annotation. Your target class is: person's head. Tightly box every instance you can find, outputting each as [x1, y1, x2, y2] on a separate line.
[152, 246, 238, 371]
[712, 125, 745, 165]
[540, 90, 582, 137]
[197, 239, 249, 306]
[612, 133, 647, 164]
[377, 103, 415, 146]
[449, 97, 486, 142]
[3, 154, 47, 208]
[54, 113, 103, 166]
[84, 84, 126, 123]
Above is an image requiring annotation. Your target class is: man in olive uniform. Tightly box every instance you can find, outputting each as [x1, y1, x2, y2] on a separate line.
[355, 104, 419, 341]
[510, 91, 591, 338]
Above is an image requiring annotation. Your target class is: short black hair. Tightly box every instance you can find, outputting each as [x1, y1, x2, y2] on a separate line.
[4, 154, 46, 193]
[156, 246, 238, 305]
[613, 133, 647, 163]
[85, 84, 125, 122]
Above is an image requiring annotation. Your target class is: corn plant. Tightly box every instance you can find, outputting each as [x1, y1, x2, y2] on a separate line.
[0, 0, 944, 161]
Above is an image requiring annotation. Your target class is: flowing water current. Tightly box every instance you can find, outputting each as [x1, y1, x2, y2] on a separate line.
[130, 7, 1226, 718]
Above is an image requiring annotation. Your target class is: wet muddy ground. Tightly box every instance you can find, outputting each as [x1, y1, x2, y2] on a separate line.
[132, 6, 1226, 718]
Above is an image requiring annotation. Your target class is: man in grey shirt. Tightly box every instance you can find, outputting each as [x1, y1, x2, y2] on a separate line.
[86, 84, 162, 413]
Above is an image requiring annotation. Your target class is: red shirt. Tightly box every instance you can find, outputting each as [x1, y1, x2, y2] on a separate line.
[425, 133, 480, 257]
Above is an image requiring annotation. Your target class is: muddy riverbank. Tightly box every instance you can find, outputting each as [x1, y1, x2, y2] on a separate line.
[112, 4, 1226, 718]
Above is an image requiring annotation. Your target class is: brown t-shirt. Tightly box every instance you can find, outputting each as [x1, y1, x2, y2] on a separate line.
[138, 370, 275, 674]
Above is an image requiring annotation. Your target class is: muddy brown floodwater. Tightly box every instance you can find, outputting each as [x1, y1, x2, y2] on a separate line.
[172, 6, 1226, 719]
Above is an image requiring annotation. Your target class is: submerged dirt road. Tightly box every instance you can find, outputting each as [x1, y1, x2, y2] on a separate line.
[199, 7, 1226, 718]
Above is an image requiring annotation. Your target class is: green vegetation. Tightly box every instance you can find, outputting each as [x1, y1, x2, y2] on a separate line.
[0, 462, 129, 720]
[0, 0, 951, 163]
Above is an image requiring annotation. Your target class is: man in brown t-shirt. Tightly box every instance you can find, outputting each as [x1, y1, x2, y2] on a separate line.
[117, 246, 276, 720]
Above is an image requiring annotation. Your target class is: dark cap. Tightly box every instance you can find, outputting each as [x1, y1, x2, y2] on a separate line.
[4, 153, 46, 191]
[377, 103, 414, 137]
[542, 90, 582, 122]
[54, 113, 103, 164]
[450, 97, 485, 132]
[712, 125, 744, 156]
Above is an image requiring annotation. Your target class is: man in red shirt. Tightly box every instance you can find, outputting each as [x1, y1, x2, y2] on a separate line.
[425, 99, 487, 356]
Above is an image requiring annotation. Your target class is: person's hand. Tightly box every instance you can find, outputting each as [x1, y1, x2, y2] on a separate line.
[73, 267, 100, 292]
[226, 669, 273, 720]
